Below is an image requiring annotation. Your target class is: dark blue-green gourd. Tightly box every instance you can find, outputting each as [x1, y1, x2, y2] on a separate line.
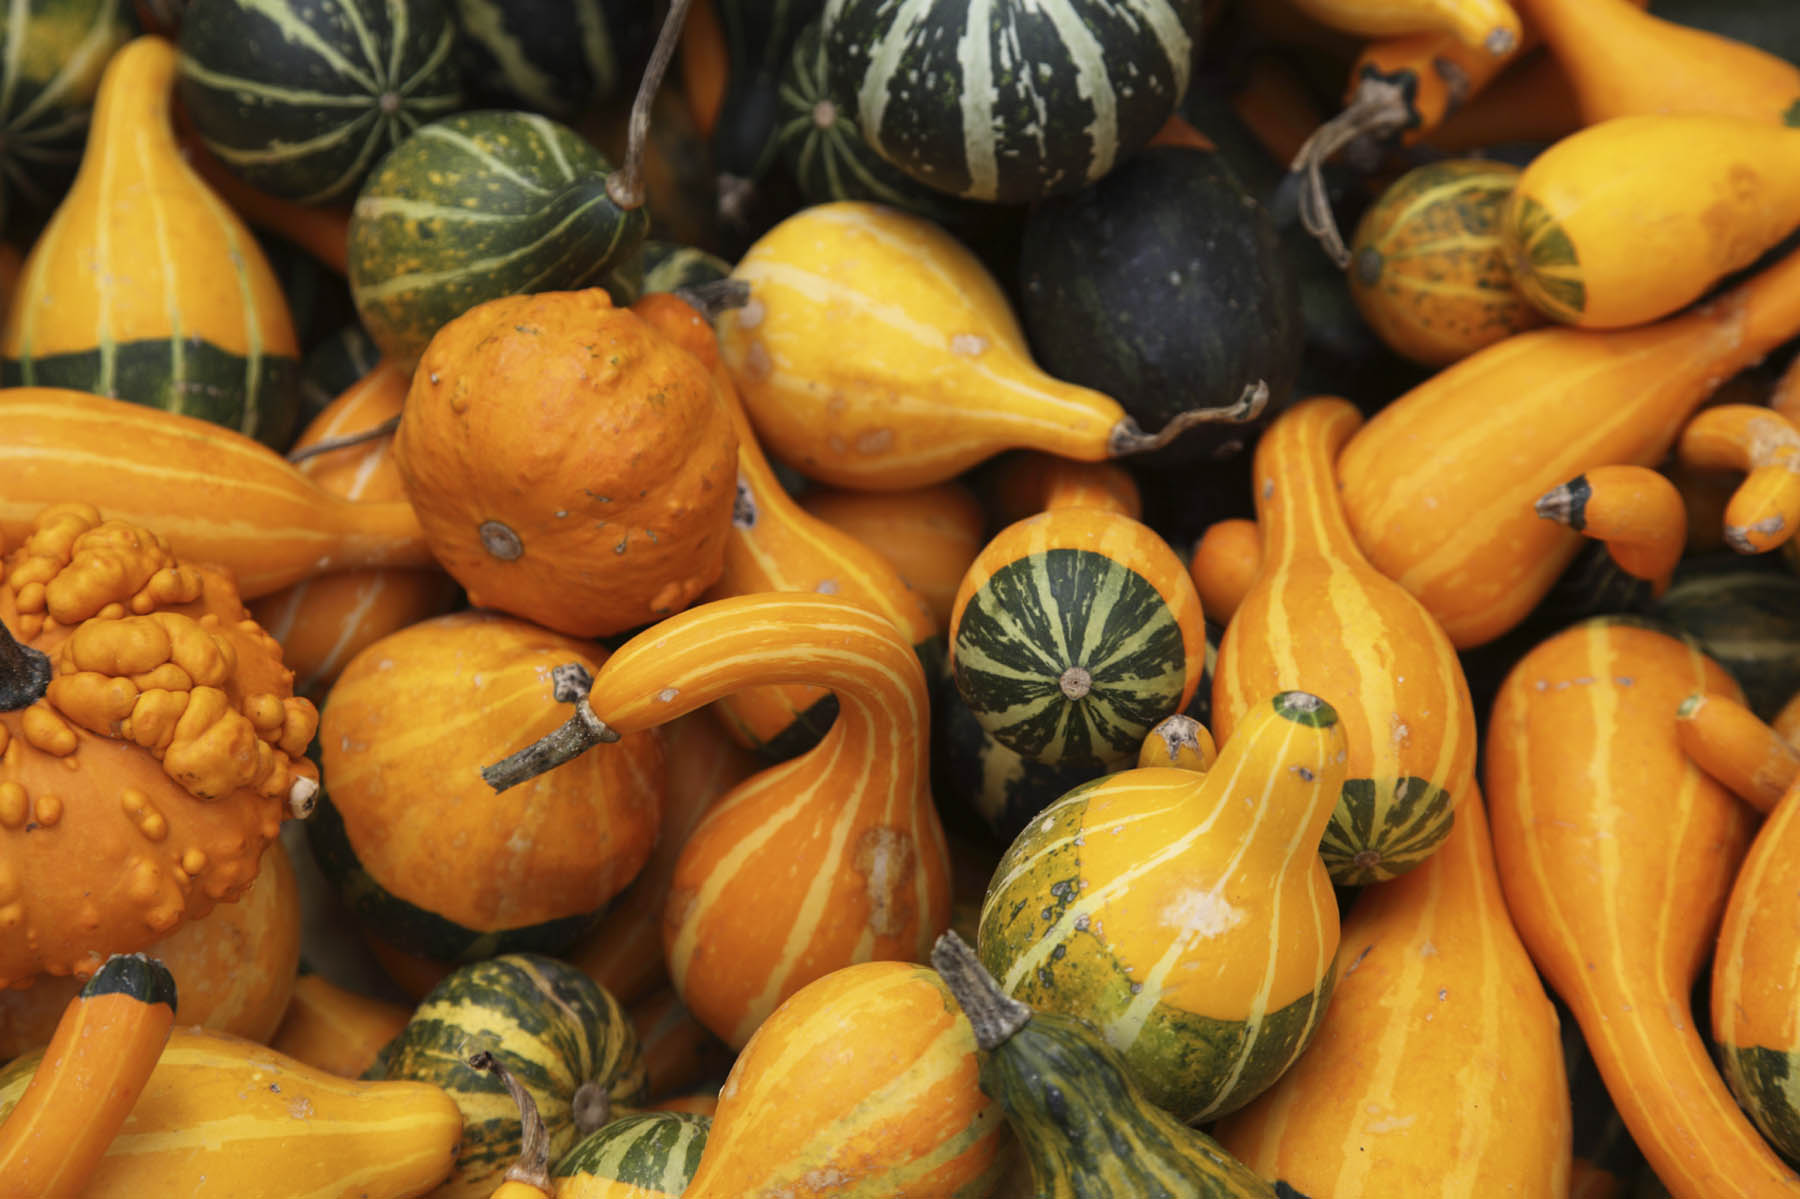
[450, 0, 651, 119]
[711, 0, 823, 220]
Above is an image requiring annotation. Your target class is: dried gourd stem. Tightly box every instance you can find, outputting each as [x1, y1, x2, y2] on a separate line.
[673, 278, 751, 322]
[930, 931, 1031, 1053]
[606, 0, 697, 211]
[1288, 76, 1416, 268]
[286, 415, 402, 464]
[0, 619, 51, 712]
[468, 1051, 552, 1192]
[1107, 379, 1270, 459]
[481, 662, 620, 793]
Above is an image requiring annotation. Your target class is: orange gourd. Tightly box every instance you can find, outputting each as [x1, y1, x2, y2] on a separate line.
[1535, 465, 1686, 588]
[1216, 397, 1477, 883]
[394, 287, 738, 639]
[679, 0, 727, 139]
[250, 359, 460, 699]
[1213, 788, 1572, 1195]
[1281, 0, 1519, 52]
[799, 482, 989, 634]
[1676, 691, 1800, 815]
[1423, 48, 1585, 153]
[1190, 517, 1263, 626]
[1485, 617, 1795, 1198]
[1676, 404, 1800, 554]
[630, 987, 733, 1104]
[268, 972, 413, 1079]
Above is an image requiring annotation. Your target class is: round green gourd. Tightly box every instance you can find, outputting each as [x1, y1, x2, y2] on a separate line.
[346, 108, 647, 363]
[450, 0, 650, 119]
[176, 0, 464, 206]
[553, 1111, 712, 1198]
[1656, 563, 1800, 721]
[640, 239, 731, 296]
[820, 0, 1204, 205]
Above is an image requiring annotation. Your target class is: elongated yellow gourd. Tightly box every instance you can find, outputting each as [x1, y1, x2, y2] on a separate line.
[1677, 691, 1800, 815]
[1504, 115, 1800, 329]
[1214, 789, 1571, 1196]
[1216, 397, 1476, 883]
[715, 202, 1260, 490]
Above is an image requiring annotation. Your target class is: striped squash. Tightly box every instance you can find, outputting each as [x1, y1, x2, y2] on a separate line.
[249, 358, 461, 700]
[820, 0, 1202, 204]
[1564, 1000, 1646, 1199]
[977, 690, 1348, 1124]
[452, 0, 650, 119]
[799, 479, 988, 635]
[1215, 397, 1476, 883]
[640, 240, 732, 296]
[346, 109, 646, 364]
[682, 960, 1009, 1199]
[1, 35, 301, 446]
[377, 953, 649, 1199]
[1213, 789, 1573, 1195]
[0, 0, 134, 228]
[951, 457, 1207, 770]
[554, 1111, 712, 1199]
[1656, 566, 1800, 721]
[710, 0, 822, 203]
[176, 0, 464, 205]
[935, 684, 1115, 847]
[0, 1026, 464, 1198]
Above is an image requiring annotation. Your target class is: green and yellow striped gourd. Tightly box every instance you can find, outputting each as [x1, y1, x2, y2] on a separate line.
[452, 0, 650, 119]
[553, 1111, 712, 1198]
[977, 690, 1348, 1124]
[1215, 396, 1477, 884]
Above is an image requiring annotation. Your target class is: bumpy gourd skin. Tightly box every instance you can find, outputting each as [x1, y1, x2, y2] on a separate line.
[0, 503, 318, 987]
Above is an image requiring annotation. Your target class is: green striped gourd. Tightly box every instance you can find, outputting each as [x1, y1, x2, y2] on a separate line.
[553, 1111, 712, 1198]
[346, 108, 647, 363]
[1, 35, 301, 446]
[1655, 565, 1800, 721]
[977, 690, 1348, 1124]
[820, 0, 1204, 204]
[711, 0, 821, 204]
[1215, 397, 1477, 884]
[936, 685, 1114, 847]
[176, 0, 464, 205]
[933, 932, 1278, 1199]
[376, 953, 649, 1199]
[296, 321, 382, 424]
[0, 0, 134, 229]
[452, 0, 650, 119]
[640, 239, 731, 296]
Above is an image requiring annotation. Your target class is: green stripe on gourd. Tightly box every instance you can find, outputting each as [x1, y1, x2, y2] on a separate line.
[640, 239, 732, 295]
[1318, 776, 1456, 885]
[936, 685, 1109, 846]
[0, 0, 134, 227]
[307, 794, 604, 963]
[1656, 567, 1800, 720]
[820, 0, 1201, 205]
[296, 321, 382, 424]
[1721, 1045, 1800, 1162]
[347, 109, 648, 363]
[553, 1111, 712, 1197]
[954, 548, 1189, 770]
[176, 0, 464, 206]
[379, 953, 648, 1198]
[1508, 193, 1586, 322]
[451, 0, 649, 119]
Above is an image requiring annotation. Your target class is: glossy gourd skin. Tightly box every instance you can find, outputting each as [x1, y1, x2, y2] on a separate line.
[978, 691, 1348, 1124]
[1485, 618, 1797, 1198]
[1217, 397, 1476, 884]
[1214, 790, 1572, 1196]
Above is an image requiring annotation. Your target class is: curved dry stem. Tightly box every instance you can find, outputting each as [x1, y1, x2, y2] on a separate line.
[673, 278, 751, 322]
[0, 619, 51, 712]
[1108, 379, 1270, 459]
[481, 662, 620, 793]
[1288, 76, 1414, 268]
[930, 931, 1031, 1053]
[606, 0, 697, 212]
[468, 1051, 552, 1191]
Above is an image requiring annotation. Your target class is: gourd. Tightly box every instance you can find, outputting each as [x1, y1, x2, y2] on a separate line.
[629, 988, 731, 1102]
[0, 387, 435, 598]
[0, 502, 319, 988]
[1347, 159, 1543, 367]
[977, 690, 1348, 1123]
[1216, 397, 1476, 884]
[0, 953, 175, 1199]
[680, 0, 726, 136]
[1484, 617, 1797, 1197]
[820, 0, 1204, 205]
[269, 972, 414, 1078]
[393, 288, 739, 640]
[481, 593, 952, 1051]
[1282, 0, 1519, 52]
[0, 1025, 465, 1198]
[709, 0, 821, 222]
[1, 35, 301, 447]
[1213, 789, 1573, 1196]
[553, 1110, 712, 1198]
[1335, 235, 1800, 649]
[451, 0, 651, 119]
[1676, 404, 1800, 555]
[1190, 518, 1262, 626]
[934, 686, 1115, 847]
[1656, 567, 1800, 719]
[176, 0, 463, 204]
[1535, 466, 1687, 589]
[932, 932, 1278, 1199]
[950, 456, 1208, 770]
[799, 480, 988, 633]
[249, 359, 460, 699]
[715, 202, 1266, 491]
[311, 610, 664, 962]
[375, 953, 648, 1199]
[1677, 690, 1799, 815]
[680, 960, 1008, 1198]
[1502, 114, 1800, 329]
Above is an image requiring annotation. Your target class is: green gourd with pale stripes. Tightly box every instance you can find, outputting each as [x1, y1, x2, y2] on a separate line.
[451, 0, 649, 119]
[820, 0, 1204, 204]
[176, 0, 464, 206]
[553, 1111, 712, 1198]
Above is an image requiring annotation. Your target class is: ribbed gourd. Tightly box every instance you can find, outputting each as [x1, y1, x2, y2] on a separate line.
[977, 690, 1348, 1124]
[709, 0, 822, 221]
[451, 0, 651, 119]
[1215, 396, 1477, 884]
[176, 0, 464, 205]
[552, 1110, 712, 1198]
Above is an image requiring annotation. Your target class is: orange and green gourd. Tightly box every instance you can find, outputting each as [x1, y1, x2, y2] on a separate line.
[1215, 396, 1476, 884]
[553, 1110, 712, 1199]
[976, 690, 1348, 1124]
[799, 480, 989, 637]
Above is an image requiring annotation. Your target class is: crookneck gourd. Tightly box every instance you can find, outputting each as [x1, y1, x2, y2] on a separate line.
[978, 690, 1348, 1124]
[951, 454, 1208, 771]
[0, 502, 319, 988]
[483, 592, 953, 1051]
[1215, 396, 1477, 884]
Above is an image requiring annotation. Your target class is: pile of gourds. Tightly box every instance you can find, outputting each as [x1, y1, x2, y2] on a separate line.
[6, 0, 1800, 1195]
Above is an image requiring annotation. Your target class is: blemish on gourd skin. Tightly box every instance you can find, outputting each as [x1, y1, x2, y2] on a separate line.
[853, 826, 916, 938]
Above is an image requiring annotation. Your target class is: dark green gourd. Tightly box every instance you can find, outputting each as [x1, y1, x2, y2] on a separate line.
[930, 932, 1283, 1199]
[450, 0, 651, 119]
[1019, 144, 1301, 466]
[936, 683, 1114, 847]
[821, 0, 1204, 205]
[176, 0, 465, 205]
[1655, 562, 1800, 720]
[640, 239, 732, 295]
[552, 1110, 712, 1196]
[712, 0, 823, 223]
